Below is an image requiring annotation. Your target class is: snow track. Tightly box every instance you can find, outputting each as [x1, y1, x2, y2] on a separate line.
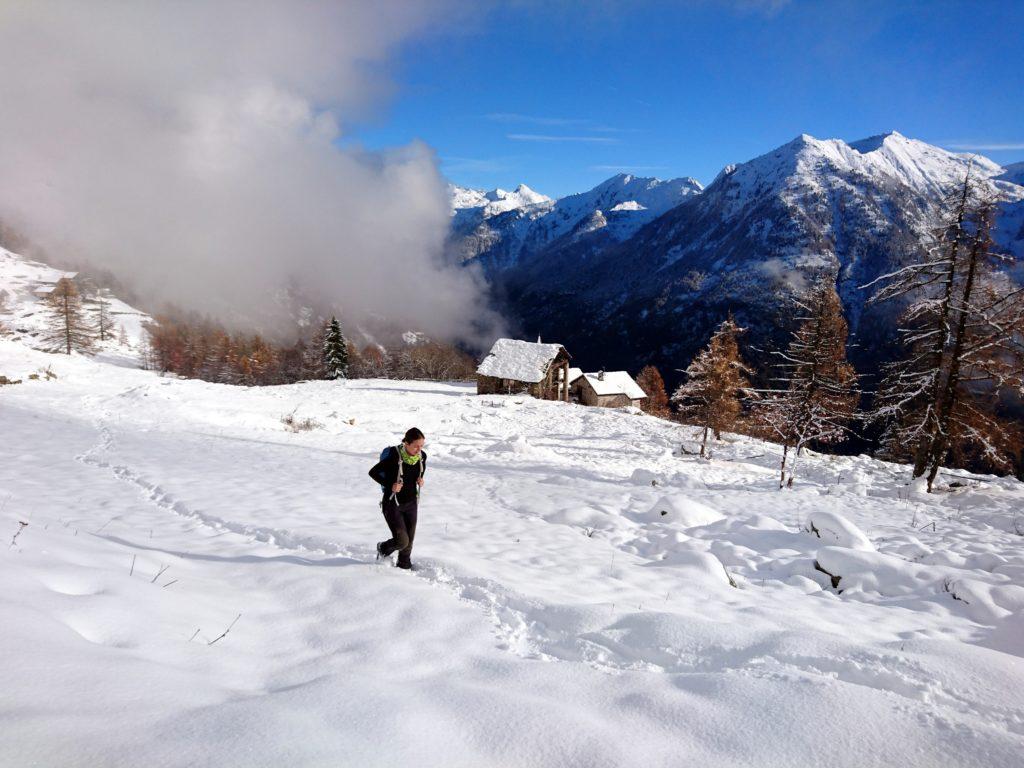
[73, 398, 587, 667]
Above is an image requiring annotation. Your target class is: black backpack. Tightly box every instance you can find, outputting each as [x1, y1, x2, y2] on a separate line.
[370, 445, 427, 496]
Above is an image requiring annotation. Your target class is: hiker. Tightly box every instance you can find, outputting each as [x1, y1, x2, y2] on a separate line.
[369, 427, 427, 569]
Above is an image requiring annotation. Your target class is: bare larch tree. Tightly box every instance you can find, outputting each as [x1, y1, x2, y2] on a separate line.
[754, 279, 859, 488]
[636, 365, 670, 417]
[864, 170, 1024, 490]
[672, 314, 754, 458]
[94, 288, 113, 342]
[44, 280, 95, 355]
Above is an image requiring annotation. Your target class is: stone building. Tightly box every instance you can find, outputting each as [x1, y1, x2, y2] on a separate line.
[476, 338, 572, 401]
[575, 370, 647, 408]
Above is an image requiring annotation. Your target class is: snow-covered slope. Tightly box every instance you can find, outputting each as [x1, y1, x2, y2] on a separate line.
[0, 246, 150, 366]
[2, 338, 1023, 766]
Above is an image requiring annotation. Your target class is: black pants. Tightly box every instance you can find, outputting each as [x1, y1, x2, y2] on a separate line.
[380, 498, 418, 568]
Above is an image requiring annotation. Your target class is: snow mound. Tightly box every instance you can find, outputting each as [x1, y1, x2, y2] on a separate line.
[484, 434, 556, 460]
[649, 495, 725, 528]
[650, 549, 737, 587]
[815, 546, 1024, 622]
[630, 468, 661, 486]
[804, 511, 874, 551]
[981, 610, 1024, 657]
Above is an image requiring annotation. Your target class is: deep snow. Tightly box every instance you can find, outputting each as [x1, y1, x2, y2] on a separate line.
[2, 338, 1023, 767]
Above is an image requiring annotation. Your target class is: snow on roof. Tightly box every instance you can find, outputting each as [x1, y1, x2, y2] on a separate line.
[582, 371, 647, 400]
[33, 286, 56, 295]
[567, 367, 583, 384]
[477, 338, 566, 383]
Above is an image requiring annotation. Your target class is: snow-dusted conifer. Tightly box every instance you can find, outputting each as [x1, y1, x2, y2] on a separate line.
[865, 172, 1024, 489]
[322, 316, 348, 380]
[672, 314, 753, 457]
[755, 280, 858, 488]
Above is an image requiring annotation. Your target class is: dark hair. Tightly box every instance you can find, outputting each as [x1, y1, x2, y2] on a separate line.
[403, 427, 425, 444]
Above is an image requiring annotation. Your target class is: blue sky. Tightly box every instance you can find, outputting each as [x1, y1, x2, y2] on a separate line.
[351, 1, 1024, 198]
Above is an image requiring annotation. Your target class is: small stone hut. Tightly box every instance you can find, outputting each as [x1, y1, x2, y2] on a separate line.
[33, 273, 79, 300]
[476, 338, 572, 401]
[575, 370, 647, 408]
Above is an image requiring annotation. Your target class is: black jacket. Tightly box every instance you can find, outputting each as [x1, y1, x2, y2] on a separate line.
[369, 446, 426, 504]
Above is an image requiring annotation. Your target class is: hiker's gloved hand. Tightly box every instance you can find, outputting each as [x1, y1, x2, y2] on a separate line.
[392, 480, 403, 493]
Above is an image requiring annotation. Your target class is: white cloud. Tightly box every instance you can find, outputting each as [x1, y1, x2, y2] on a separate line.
[507, 134, 617, 144]
[947, 143, 1024, 151]
[0, 0, 503, 344]
[485, 113, 586, 127]
[758, 257, 808, 293]
[589, 165, 669, 172]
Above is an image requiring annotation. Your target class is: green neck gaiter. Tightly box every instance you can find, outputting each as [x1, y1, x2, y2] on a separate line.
[398, 444, 421, 466]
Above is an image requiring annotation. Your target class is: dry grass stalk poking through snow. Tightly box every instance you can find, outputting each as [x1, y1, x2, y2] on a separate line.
[281, 410, 323, 432]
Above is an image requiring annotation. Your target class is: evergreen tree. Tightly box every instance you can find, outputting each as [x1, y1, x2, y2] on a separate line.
[322, 316, 349, 380]
[672, 315, 753, 457]
[636, 365, 670, 417]
[43, 280, 95, 355]
[865, 173, 1024, 489]
[754, 279, 859, 488]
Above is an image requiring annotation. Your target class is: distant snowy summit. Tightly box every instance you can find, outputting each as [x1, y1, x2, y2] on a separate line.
[447, 172, 702, 271]
[449, 182, 552, 217]
[722, 130, 1012, 208]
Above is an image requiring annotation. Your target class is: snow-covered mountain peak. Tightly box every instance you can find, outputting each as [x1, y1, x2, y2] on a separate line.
[448, 183, 489, 212]
[848, 130, 905, 154]
[483, 183, 551, 208]
[512, 183, 548, 202]
[450, 182, 553, 219]
[448, 170, 703, 270]
[727, 131, 1008, 206]
[583, 173, 702, 208]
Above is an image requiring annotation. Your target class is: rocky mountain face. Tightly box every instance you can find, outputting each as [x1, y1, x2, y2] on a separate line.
[448, 173, 702, 275]
[452, 132, 1024, 387]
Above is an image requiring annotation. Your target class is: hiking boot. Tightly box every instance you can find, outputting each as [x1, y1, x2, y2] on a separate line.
[396, 560, 413, 570]
[376, 542, 386, 561]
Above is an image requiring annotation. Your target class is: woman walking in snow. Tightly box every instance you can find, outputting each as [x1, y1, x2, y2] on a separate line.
[369, 427, 427, 570]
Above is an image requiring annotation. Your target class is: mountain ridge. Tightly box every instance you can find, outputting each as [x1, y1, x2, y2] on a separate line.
[457, 131, 1024, 384]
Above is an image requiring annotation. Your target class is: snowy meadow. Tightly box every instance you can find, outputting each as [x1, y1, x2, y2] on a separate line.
[2, 339, 1023, 767]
